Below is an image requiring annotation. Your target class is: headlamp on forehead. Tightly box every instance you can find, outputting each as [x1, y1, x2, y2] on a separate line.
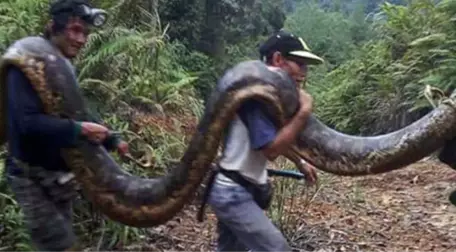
[75, 4, 108, 27]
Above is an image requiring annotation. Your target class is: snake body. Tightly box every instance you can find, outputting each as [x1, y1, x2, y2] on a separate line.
[1, 36, 456, 227]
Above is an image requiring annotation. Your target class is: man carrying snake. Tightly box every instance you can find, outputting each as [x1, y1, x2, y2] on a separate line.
[2, 0, 129, 251]
[204, 30, 324, 251]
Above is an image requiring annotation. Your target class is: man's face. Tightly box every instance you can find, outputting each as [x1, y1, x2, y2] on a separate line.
[271, 52, 309, 87]
[54, 16, 90, 59]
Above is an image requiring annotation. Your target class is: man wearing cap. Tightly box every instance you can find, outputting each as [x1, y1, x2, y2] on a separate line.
[206, 30, 323, 251]
[1, 0, 128, 251]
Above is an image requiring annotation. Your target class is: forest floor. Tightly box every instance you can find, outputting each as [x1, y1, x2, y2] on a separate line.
[118, 159, 456, 252]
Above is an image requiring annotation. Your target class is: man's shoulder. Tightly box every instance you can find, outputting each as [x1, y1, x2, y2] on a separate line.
[6, 65, 28, 81]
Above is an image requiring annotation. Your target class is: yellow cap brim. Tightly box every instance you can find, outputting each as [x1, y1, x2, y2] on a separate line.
[289, 50, 324, 65]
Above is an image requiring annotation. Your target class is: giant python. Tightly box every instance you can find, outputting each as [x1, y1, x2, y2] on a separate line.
[1, 36, 456, 228]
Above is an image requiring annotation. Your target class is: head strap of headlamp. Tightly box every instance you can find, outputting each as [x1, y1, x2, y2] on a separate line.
[49, 0, 107, 27]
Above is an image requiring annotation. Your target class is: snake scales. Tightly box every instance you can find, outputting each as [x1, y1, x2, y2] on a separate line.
[1, 36, 456, 227]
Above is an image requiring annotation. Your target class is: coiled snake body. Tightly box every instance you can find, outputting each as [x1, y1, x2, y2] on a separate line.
[1, 36, 456, 227]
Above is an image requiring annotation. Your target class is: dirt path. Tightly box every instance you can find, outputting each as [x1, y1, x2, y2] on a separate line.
[284, 159, 456, 252]
[119, 159, 456, 252]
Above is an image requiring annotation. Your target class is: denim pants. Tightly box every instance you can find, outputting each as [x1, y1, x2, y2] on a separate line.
[208, 179, 292, 252]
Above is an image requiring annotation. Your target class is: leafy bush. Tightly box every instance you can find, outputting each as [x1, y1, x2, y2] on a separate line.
[310, 0, 456, 135]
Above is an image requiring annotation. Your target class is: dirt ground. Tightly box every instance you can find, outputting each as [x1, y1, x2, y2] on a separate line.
[119, 159, 456, 252]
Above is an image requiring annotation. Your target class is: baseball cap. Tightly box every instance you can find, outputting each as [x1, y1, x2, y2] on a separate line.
[259, 30, 324, 65]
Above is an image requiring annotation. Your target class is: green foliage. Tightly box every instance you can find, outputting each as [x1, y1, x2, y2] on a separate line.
[311, 0, 456, 135]
[284, 1, 378, 69]
[156, 0, 288, 99]
[74, 5, 205, 117]
[0, 0, 48, 50]
[312, 40, 395, 134]
[0, 177, 33, 251]
[158, 0, 285, 55]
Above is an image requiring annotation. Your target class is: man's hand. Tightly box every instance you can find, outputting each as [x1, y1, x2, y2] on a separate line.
[116, 140, 129, 156]
[261, 90, 314, 161]
[298, 89, 313, 115]
[299, 159, 318, 185]
[80, 122, 109, 144]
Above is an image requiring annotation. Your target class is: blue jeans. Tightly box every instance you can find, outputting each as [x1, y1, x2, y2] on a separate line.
[208, 180, 292, 252]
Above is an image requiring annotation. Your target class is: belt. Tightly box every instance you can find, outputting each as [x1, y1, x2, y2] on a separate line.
[196, 164, 260, 222]
[10, 157, 77, 186]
